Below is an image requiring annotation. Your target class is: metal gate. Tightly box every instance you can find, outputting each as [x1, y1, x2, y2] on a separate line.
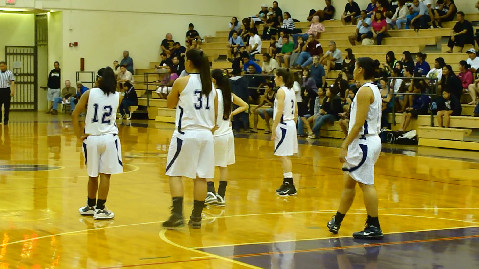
[5, 46, 37, 111]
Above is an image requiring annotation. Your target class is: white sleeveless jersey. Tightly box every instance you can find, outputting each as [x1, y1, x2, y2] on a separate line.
[348, 82, 382, 136]
[176, 74, 216, 132]
[274, 86, 296, 122]
[214, 89, 233, 137]
[85, 88, 120, 136]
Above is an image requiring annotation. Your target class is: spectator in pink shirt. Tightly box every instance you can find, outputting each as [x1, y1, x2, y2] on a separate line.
[371, 12, 387, 45]
[458, 60, 474, 99]
[292, 16, 325, 46]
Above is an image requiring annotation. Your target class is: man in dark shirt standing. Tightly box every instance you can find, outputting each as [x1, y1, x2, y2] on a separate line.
[0, 61, 15, 125]
[120, 51, 134, 74]
[446, 11, 474, 53]
[47, 61, 61, 114]
[161, 33, 175, 57]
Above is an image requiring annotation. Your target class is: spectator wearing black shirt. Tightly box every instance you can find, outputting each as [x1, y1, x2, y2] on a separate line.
[342, 0, 361, 25]
[402, 51, 415, 71]
[446, 12, 474, 53]
[47, 61, 61, 114]
[171, 56, 185, 76]
[161, 33, 175, 56]
[170, 42, 186, 64]
[431, 0, 457, 28]
[257, 4, 269, 23]
[186, 23, 201, 44]
[230, 70, 250, 131]
[440, 65, 463, 101]
[156, 53, 172, 70]
[310, 86, 342, 138]
[308, 0, 336, 22]
[272, 1, 283, 24]
[119, 81, 138, 119]
[437, 89, 461, 128]
[262, 12, 280, 40]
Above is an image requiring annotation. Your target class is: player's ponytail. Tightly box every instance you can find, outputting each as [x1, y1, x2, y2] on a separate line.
[212, 69, 232, 120]
[97, 67, 116, 96]
[186, 49, 212, 96]
[275, 68, 293, 89]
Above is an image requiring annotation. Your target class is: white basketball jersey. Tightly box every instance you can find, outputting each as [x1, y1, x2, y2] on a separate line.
[349, 82, 382, 136]
[274, 86, 296, 122]
[214, 89, 233, 137]
[176, 74, 216, 132]
[85, 88, 120, 136]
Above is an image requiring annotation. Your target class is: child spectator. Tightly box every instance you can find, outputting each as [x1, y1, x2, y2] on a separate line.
[399, 79, 430, 131]
[437, 89, 461, 128]
[414, 52, 430, 76]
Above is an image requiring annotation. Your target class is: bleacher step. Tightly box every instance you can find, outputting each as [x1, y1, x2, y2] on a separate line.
[418, 127, 472, 141]
[419, 138, 479, 151]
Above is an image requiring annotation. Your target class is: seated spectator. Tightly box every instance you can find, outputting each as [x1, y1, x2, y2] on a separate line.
[289, 36, 305, 68]
[113, 60, 120, 77]
[170, 42, 186, 64]
[241, 18, 253, 43]
[373, 0, 388, 16]
[414, 52, 430, 76]
[406, 0, 430, 30]
[431, 0, 457, 28]
[371, 12, 388, 45]
[186, 23, 202, 44]
[399, 79, 430, 131]
[120, 51, 134, 74]
[156, 64, 179, 98]
[262, 53, 279, 74]
[310, 86, 342, 138]
[297, 69, 318, 136]
[248, 30, 262, 55]
[276, 35, 294, 67]
[366, 0, 377, 18]
[308, 0, 336, 22]
[292, 16, 325, 45]
[440, 65, 463, 100]
[242, 55, 262, 74]
[470, 78, 479, 105]
[348, 10, 373, 46]
[117, 65, 134, 83]
[170, 56, 185, 76]
[446, 12, 474, 53]
[227, 30, 245, 60]
[402, 51, 415, 71]
[397, 66, 414, 112]
[230, 70, 250, 131]
[382, 51, 397, 76]
[379, 77, 393, 129]
[119, 81, 139, 119]
[299, 87, 325, 137]
[156, 52, 172, 69]
[52, 80, 77, 115]
[321, 41, 343, 73]
[268, 36, 280, 58]
[458, 60, 474, 103]
[280, 12, 295, 35]
[245, 66, 266, 104]
[77, 82, 88, 96]
[392, 0, 408, 29]
[338, 89, 356, 136]
[311, 55, 326, 88]
[437, 89, 461, 128]
[229, 17, 242, 39]
[262, 12, 280, 40]
[342, 48, 356, 80]
[161, 33, 175, 56]
[466, 49, 479, 73]
[254, 4, 269, 24]
[186, 38, 202, 51]
[426, 57, 446, 85]
[294, 34, 323, 68]
[341, 0, 361, 25]
[335, 72, 350, 102]
[272, 1, 283, 24]
[251, 83, 275, 133]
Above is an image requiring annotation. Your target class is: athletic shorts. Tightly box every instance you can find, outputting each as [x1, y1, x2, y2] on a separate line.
[214, 132, 235, 167]
[156, 86, 173, 95]
[82, 134, 123, 177]
[342, 135, 381, 185]
[274, 120, 298, 157]
[166, 129, 215, 179]
[47, 88, 61, 101]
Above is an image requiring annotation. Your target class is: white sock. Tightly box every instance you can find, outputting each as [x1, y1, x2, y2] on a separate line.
[283, 172, 293, 179]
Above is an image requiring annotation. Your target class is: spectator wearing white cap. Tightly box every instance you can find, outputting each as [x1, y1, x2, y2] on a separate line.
[466, 49, 479, 73]
[256, 4, 269, 23]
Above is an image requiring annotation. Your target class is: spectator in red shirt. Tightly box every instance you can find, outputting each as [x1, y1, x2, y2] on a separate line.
[371, 12, 387, 45]
[458, 60, 474, 98]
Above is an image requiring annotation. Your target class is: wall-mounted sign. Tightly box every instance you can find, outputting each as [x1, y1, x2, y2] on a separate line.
[6, 0, 16, 5]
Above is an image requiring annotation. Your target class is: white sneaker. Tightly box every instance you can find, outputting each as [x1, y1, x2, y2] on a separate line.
[93, 208, 115, 220]
[216, 194, 225, 206]
[205, 192, 217, 205]
[79, 205, 95, 216]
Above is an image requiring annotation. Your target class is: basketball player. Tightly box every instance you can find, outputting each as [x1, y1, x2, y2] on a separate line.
[272, 68, 298, 196]
[327, 57, 383, 239]
[163, 49, 218, 229]
[73, 67, 123, 220]
[205, 69, 248, 206]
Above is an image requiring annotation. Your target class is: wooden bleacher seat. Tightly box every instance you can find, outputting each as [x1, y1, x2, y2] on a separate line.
[418, 126, 472, 141]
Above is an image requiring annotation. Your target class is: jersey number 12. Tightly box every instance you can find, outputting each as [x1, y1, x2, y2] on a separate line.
[92, 104, 113, 124]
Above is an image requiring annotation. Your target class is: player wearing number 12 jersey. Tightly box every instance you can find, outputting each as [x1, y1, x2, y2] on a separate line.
[73, 67, 123, 220]
[163, 49, 218, 229]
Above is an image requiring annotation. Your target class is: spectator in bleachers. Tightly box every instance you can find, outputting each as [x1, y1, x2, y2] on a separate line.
[342, 48, 356, 80]
[458, 60, 474, 103]
[431, 0, 457, 28]
[297, 70, 318, 137]
[308, 0, 336, 22]
[268, 36, 280, 58]
[342, 0, 361, 25]
[171, 56, 185, 76]
[227, 30, 245, 60]
[112, 60, 120, 77]
[289, 36, 305, 68]
[161, 33, 175, 56]
[255, 4, 269, 23]
[119, 81, 138, 119]
[272, 1, 283, 24]
[248, 30, 262, 55]
[373, 0, 388, 16]
[334, 72, 350, 105]
[229, 17, 242, 39]
[156, 52, 172, 70]
[321, 41, 343, 73]
[276, 36, 294, 67]
[406, 0, 431, 30]
[466, 49, 479, 73]
[280, 12, 295, 35]
[372, 12, 388, 45]
[310, 86, 342, 139]
[338, 89, 355, 136]
[293, 16, 325, 46]
[446, 12, 474, 53]
[414, 52, 430, 76]
[379, 77, 393, 129]
[294, 34, 323, 68]
[366, 0, 378, 18]
[241, 18, 253, 43]
[263, 12, 280, 40]
[402, 51, 415, 71]
[300, 87, 325, 136]
[186, 23, 202, 44]
[117, 65, 134, 83]
[391, 0, 408, 29]
[348, 10, 373, 46]
[156, 64, 179, 98]
[441, 64, 462, 100]
[437, 89, 461, 127]
[382, 51, 397, 76]
[397, 66, 414, 112]
[170, 42, 186, 64]
[311, 55, 326, 88]
[469, 78, 479, 105]
[242, 55, 262, 74]
[262, 53, 279, 74]
[120, 51, 134, 74]
[399, 79, 430, 131]
[251, 82, 275, 133]
[426, 57, 446, 84]
[394, 60, 404, 76]
[230, 69, 250, 131]
[77, 82, 88, 96]
[186, 39, 202, 51]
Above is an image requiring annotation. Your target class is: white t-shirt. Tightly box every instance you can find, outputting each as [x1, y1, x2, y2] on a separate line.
[293, 81, 302, 103]
[262, 59, 279, 73]
[426, 68, 443, 83]
[467, 57, 479, 70]
[249, 34, 262, 54]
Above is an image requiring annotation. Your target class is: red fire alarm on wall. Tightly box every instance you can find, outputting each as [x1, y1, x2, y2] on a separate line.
[69, 42, 79, 47]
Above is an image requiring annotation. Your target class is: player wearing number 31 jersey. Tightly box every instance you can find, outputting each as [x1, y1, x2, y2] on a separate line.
[73, 67, 123, 220]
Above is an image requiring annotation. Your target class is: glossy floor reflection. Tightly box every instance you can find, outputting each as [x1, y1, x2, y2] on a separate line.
[0, 112, 478, 268]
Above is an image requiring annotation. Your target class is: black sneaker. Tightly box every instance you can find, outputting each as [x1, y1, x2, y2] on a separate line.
[188, 216, 202, 229]
[276, 183, 287, 193]
[353, 225, 383, 240]
[162, 213, 184, 229]
[277, 184, 297, 196]
[327, 215, 341, 234]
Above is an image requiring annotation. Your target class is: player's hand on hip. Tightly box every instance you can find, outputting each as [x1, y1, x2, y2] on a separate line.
[271, 132, 276, 141]
[339, 147, 347, 163]
[80, 134, 89, 140]
[211, 125, 219, 134]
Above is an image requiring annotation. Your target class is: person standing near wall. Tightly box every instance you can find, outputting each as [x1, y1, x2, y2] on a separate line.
[47, 61, 61, 114]
[0, 62, 15, 125]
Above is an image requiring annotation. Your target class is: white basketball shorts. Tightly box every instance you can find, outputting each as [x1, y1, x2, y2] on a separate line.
[82, 134, 123, 177]
[214, 132, 235, 168]
[342, 135, 381, 185]
[166, 129, 215, 179]
[274, 120, 298, 157]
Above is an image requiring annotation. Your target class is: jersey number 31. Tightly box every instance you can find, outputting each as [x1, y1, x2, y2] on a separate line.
[194, 90, 210, 110]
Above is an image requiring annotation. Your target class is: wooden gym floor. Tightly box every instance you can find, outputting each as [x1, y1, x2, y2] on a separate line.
[1, 112, 478, 268]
